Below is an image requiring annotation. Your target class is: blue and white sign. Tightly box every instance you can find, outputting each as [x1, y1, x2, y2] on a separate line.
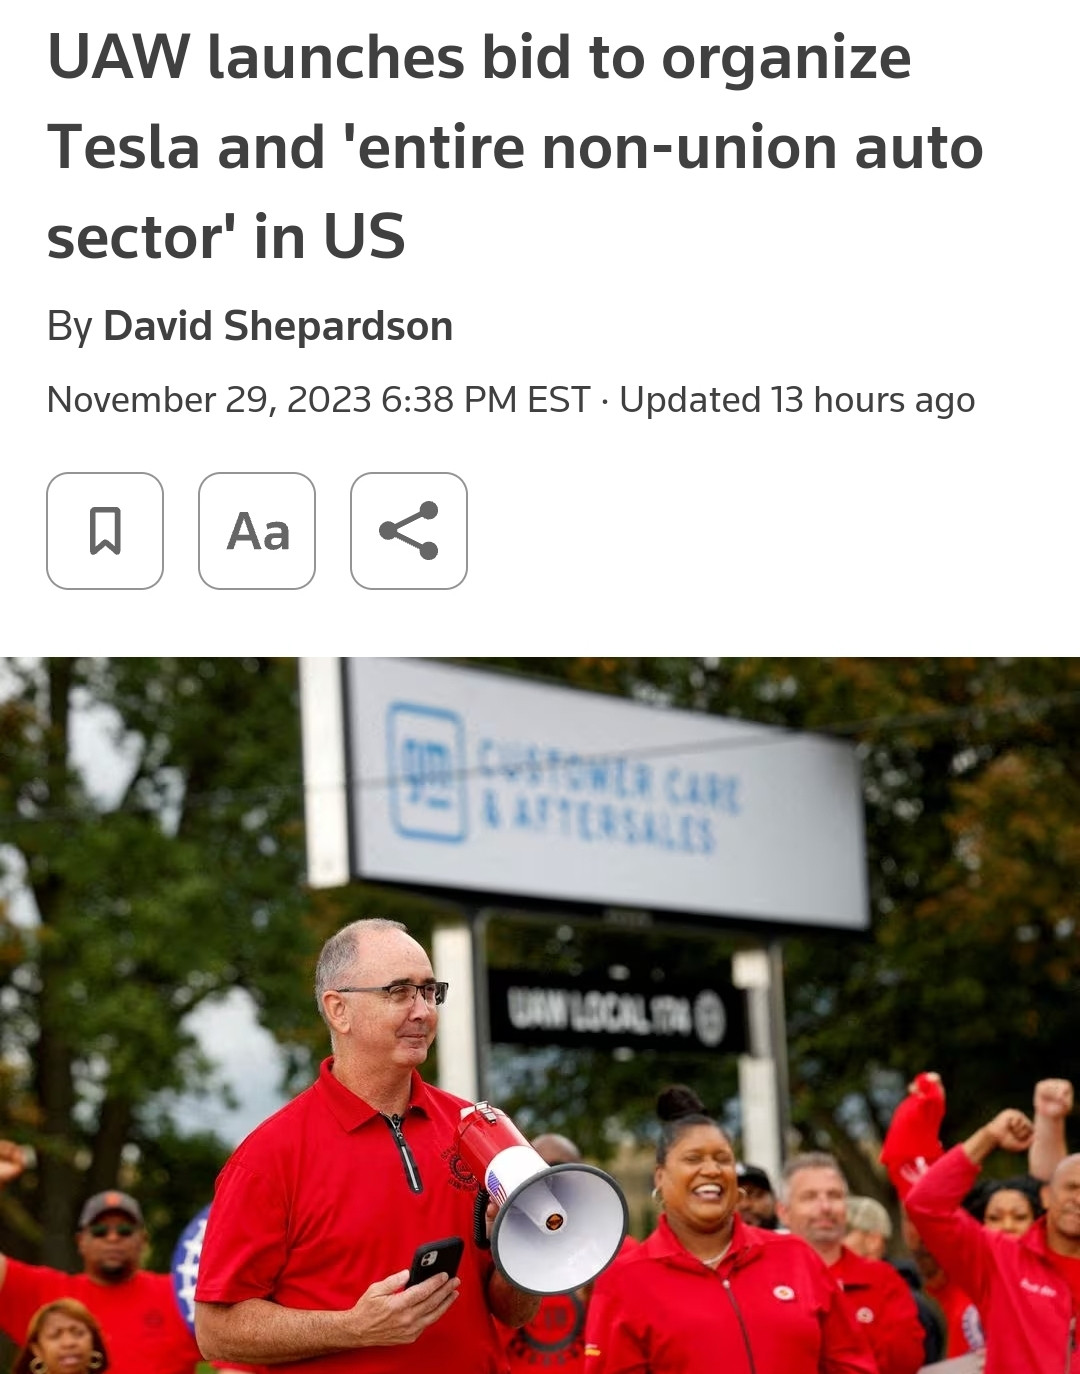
[170, 1205, 210, 1334]
[342, 660, 868, 930]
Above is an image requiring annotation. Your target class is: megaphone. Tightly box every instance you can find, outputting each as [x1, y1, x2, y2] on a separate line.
[455, 1102, 628, 1296]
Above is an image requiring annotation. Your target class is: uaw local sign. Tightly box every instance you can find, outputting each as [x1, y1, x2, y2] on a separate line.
[488, 970, 747, 1053]
[343, 659, 868, 930]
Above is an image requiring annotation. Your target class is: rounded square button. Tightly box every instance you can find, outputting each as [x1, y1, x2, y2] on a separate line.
[350, 472, 467, 590]
[199, 472, 315, 590]
[47, 472, 163, 590]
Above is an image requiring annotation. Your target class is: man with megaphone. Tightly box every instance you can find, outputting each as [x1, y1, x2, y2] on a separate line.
[194, 919, 625, 1374]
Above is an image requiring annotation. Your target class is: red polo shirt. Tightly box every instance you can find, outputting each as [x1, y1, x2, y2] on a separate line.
[196, 1059, 503, 1373]
[0, 1265, 211, 1374]
[828, 1247, 925, 1374]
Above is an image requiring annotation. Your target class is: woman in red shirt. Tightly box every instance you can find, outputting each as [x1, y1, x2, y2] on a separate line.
[584, 1087, 875, 1374]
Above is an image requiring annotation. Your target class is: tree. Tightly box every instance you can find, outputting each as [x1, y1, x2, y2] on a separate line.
[0, 658, 312, 1266]
[468, 658, 1080, 1191]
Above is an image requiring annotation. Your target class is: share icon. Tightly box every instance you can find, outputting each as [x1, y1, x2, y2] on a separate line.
[351, 472, 466, 590]
[379, 501, 439, 560]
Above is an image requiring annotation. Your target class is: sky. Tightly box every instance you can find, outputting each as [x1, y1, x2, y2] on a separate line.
[168, 989, 291, 1145]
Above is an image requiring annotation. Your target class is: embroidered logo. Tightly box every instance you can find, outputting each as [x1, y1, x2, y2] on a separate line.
[856, 1307, 874, 1323]
[441, 1145, 478, 1191]
[507, 1292, 586, 1361]
[773, 1286, 795, 1301]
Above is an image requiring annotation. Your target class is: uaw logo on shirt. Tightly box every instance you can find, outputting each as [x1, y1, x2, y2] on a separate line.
[508, 1292, 586, 1367]
[387, 703, 468, 842]
[441, 1144, 478, 1192]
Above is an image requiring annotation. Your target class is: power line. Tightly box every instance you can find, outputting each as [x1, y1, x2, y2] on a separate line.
[0, 687, 1077, 830]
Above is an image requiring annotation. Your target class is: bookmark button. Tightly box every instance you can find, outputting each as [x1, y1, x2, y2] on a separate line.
[47, 473, 163, 590]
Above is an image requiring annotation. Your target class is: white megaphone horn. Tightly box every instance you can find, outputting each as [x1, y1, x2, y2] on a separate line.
[455, 1102, 628, 1296]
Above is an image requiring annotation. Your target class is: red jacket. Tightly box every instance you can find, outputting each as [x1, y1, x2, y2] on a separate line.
[906, 1145, 1080, 1374]
[828, 1247, 924, 1374]
[584, 1214, 876, 1373]
[880, 1077, 983, 1356]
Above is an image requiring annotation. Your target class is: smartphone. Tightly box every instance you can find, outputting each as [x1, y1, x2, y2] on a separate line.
[406, 1236, 464, 1288]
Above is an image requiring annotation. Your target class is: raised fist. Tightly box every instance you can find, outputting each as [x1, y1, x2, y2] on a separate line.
[1033, 1079, 1073, 1119]
[987, 1109, 1035, 1152]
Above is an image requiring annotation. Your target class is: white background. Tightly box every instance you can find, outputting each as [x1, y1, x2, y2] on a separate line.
[3, 3, 1076, 652]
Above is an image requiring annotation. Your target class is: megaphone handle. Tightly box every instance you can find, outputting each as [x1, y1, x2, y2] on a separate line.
[473, 1187, 491, 1250]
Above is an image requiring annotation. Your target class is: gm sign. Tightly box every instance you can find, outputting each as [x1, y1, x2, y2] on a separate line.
[387, 702, 468, 842]
[337, 660, 868, 931]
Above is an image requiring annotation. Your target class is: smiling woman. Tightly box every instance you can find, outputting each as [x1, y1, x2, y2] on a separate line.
[12, 1299, 109, 1374]
[583, 1087, 877, 1374]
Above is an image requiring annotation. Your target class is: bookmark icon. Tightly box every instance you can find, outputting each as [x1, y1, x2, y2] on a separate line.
[90, 506, 121, 555]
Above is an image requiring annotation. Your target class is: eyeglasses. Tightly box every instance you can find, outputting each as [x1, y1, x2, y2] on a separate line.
[333, 981, 449, 1007]
[87, 1222, 137, 1238]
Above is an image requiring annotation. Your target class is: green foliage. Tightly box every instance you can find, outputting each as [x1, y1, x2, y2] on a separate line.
[0, 658, 313, 1265]
[603, 658, 1080, 1167]
[469, 657, 1080, 1183]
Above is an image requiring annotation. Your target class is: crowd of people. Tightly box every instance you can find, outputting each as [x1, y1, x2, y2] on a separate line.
[0, 1152, 251, 1374]
[0, 917, 1076, 1374]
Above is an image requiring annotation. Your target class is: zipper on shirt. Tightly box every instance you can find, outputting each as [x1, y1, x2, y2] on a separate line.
[722, 1278, 757, 1374]
[1066, 1313, 1076, 1374]
[383, 1112, 423, 1193]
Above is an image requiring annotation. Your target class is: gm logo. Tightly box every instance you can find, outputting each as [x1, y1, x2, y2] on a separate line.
[387, 703, 468, 842]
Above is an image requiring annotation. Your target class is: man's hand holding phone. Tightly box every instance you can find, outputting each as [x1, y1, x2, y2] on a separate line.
[405, 1236, 465, 1288]
[337, 1239, 463, 1347]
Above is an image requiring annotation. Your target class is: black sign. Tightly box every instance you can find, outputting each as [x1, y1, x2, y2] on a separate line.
[487, 969, 746, 1054]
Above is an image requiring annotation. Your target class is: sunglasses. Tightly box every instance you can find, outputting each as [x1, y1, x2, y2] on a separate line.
[87, 1222, 137, 1238]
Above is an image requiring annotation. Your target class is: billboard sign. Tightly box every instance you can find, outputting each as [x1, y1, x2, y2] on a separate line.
[342, 659, 868, 930]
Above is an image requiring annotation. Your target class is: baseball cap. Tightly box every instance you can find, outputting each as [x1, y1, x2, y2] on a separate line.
[736, 1163, 774, 1193]
[78, 1190, 145, 1229]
